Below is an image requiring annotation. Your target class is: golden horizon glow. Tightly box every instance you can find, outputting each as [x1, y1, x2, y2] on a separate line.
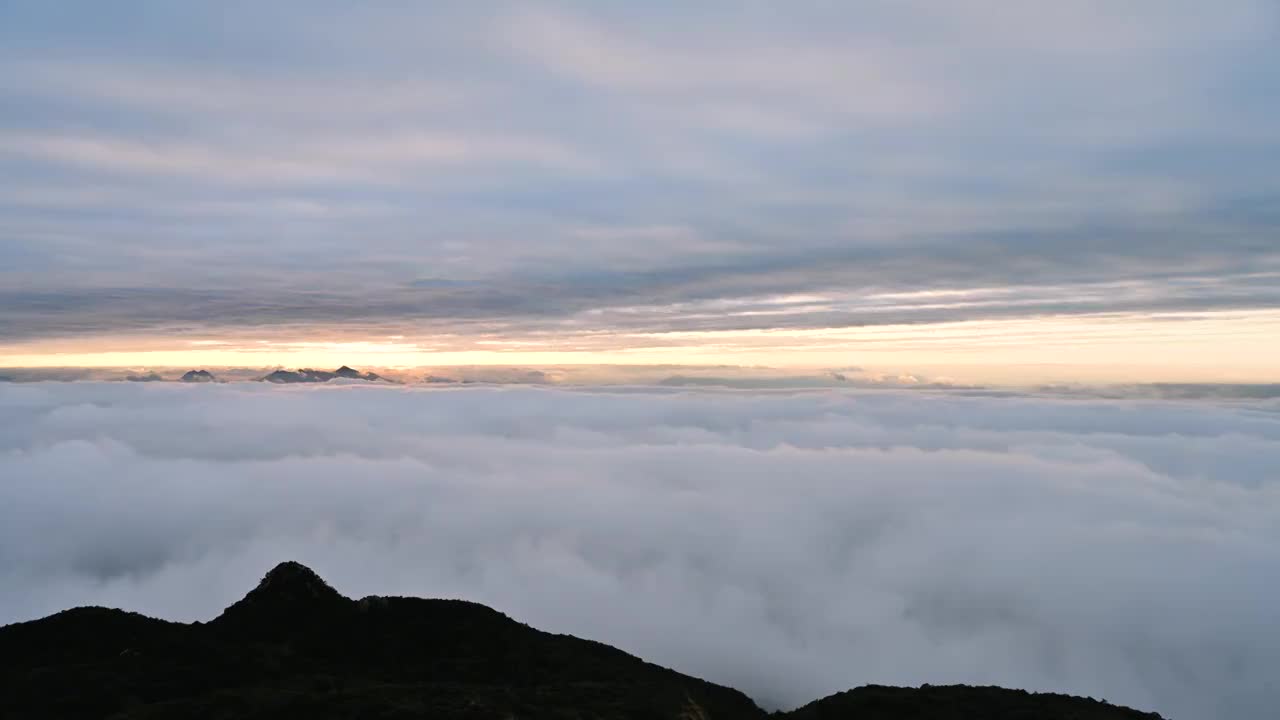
[2, 309, 1278, 385]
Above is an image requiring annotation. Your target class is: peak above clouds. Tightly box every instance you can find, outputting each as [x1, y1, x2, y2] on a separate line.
[1, 382, 1277, 718]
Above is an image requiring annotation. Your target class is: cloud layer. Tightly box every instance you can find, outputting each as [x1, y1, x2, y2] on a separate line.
[2, 1, 1279, 349]
[2, 382, 1277, 719]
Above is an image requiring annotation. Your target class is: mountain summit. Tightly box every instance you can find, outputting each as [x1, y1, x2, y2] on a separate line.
[253, 560, 342, 599]
[212, 561, 349, 637]
[261, 366, 387, 383]
[0, 562, 1164, 719]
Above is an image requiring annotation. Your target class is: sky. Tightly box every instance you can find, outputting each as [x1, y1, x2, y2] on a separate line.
[3, 382, 1278, 718]
[2, 1, 1279, 382]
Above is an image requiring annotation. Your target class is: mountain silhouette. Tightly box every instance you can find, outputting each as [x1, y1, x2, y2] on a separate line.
[180, 369, 216, 383]
[262, 367, 387, 383]
[211, 560, 349, 638]
[0, 561, 1164, 719]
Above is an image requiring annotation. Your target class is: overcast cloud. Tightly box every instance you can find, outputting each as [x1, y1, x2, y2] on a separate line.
[2, 1, 1278, 344]
[2, 382, 1277, 719]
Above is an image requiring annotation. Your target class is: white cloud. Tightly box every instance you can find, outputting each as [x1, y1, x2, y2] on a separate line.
[3, 60, 471, 117]
[1, 382, 1277, 718]
[0, 128, 595, 184]
[3, 2, 1278, 356]
[0, 132, 364, 184]
[500, 7, 941, 125]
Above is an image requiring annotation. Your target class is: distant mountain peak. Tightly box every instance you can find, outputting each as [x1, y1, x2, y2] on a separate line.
[180, 369, 215, 383]
[262, 369, 313, 383]
[260, 366, 388, 383]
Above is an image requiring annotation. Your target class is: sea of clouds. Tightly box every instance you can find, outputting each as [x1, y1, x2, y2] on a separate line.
[1, 381, 1277, 718]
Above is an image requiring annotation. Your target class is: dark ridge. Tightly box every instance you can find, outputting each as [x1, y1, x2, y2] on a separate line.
[180, 369, 216, 383]
[261, 367, 387, 383]
[783, 684, 1165, 720]
[0, 562, 1164, 720]
[261, 369, 320, 383]
[211, 561, 351, 637]
[251, 561, 344, 600]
